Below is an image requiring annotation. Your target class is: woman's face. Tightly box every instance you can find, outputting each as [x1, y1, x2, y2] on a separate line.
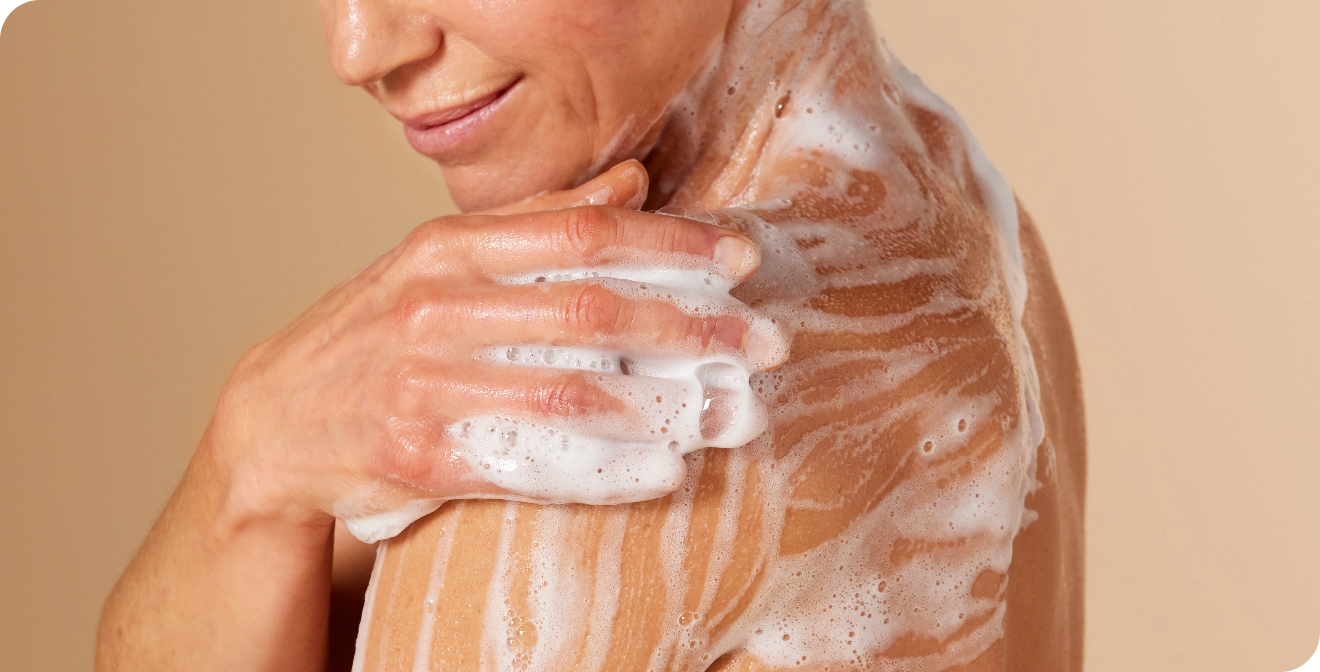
[318, 0, 734, 211]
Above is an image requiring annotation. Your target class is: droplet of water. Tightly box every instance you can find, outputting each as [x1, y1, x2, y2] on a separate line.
[775, 92, 791, 117]
[512, 621, 538, 648]
[697, 363, 742, 440]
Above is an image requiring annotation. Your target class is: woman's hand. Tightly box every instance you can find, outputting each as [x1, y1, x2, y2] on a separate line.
[96, 161, 776, 672]
[207, 160, 775, 541]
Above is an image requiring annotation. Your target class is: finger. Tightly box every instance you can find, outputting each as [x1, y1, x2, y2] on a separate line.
[394, 361, 692, 442]
[479, 160, 649, 216]
[349, 363, 695, 510]
[468, 350, 769, 449]
[409, 205, 760, 283]
[413, 280, 784, 368]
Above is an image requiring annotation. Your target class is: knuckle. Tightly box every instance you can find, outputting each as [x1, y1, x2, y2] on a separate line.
[559, 206, 619, 258]
[401, 217, 460, 265]
[404, 217, 447, 250]
[389, 285, 453, 335]
[390, 290, 432, 331]
[376, 438, 436, 491]
[533, 374, 601, 417]
[671, 312, 743, 353]
[376, 367, 447, 489]
[647, 213, 702, 254]
[562, 283, 623, 337]
[681, 313, 715, 349]
[656, 217, 689, 253]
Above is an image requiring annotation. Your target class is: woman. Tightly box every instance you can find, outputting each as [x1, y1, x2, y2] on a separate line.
[97, 0, 1084, 670]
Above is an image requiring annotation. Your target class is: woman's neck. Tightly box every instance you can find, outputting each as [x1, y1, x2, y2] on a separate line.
[642, 0, 885, 210]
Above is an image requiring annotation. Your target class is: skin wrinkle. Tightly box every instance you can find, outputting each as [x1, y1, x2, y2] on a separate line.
[349, 1, 1082, 671]
[90, 0, 1080, 669]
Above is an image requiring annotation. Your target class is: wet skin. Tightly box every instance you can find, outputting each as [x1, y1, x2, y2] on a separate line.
[346, 1, 1084, 671]
[96, 0, 1083, 670]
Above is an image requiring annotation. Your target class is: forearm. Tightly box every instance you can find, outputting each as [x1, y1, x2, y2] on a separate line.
[96, 436, 336, 672]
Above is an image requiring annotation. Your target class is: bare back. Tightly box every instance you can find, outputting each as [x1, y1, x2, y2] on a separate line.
[352, 4, 1084, 669]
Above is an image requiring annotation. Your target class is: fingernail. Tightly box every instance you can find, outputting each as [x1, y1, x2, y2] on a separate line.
[744, 329, 772, 365]
[583, 183, 612, 206]
[620, 164, 648, 210]
[617, 160, 645, 181]
[741, 331, 770, 367]
[714, 236, 756, 276]
[743, 318, 788, 367]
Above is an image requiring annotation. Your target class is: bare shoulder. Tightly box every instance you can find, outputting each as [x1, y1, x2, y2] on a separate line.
[348, 187, 1086, 671]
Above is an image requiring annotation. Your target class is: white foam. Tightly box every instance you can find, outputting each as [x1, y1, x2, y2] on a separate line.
[339, 260, 781, 541]
[354, 1, 1051, 668]
[335, 485, 445, 544]
[448, 262, 774, 505]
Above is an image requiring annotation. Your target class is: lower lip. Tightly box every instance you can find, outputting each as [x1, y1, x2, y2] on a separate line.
[402, 83, 518, 158]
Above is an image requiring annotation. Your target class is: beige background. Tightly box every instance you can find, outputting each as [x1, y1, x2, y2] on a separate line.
[1, 0, 1317, 669]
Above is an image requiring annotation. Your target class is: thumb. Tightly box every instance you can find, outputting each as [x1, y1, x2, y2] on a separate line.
[480, 160, 650, 216]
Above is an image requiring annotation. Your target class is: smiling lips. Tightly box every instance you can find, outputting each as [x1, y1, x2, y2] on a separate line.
[399, 79, 520, 157]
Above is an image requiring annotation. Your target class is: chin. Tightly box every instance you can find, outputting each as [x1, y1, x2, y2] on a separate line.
[441, 155, 592, 213]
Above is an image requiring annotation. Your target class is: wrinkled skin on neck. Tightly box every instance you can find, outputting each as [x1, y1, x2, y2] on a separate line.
[352, 1, 1084, 670]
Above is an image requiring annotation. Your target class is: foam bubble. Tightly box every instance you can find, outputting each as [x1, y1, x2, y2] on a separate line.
[447, 264, 774, 505]
[338, 263, 779, 540]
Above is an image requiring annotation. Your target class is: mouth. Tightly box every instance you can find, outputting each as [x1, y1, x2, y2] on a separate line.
[399, 78, 522, 158]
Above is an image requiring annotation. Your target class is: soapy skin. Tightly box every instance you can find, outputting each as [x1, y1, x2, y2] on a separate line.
[94, 162, 785, 672]
[96, 0, 1083, 670]
[339, 258, 784, 543]
[352, 1, 1085, 671]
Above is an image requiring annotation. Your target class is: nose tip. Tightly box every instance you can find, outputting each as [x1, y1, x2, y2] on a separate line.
[322, 0, 443, 87]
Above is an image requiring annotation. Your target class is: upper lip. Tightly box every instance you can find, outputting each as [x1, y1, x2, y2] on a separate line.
[394, 78, 521, 130]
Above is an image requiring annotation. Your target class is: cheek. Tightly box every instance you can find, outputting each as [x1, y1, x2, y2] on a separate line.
[440, 86, 595, 210]
[479, 2, 653, 128]
[563, 3, 726, 147]
[438, 0, 722, 208]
